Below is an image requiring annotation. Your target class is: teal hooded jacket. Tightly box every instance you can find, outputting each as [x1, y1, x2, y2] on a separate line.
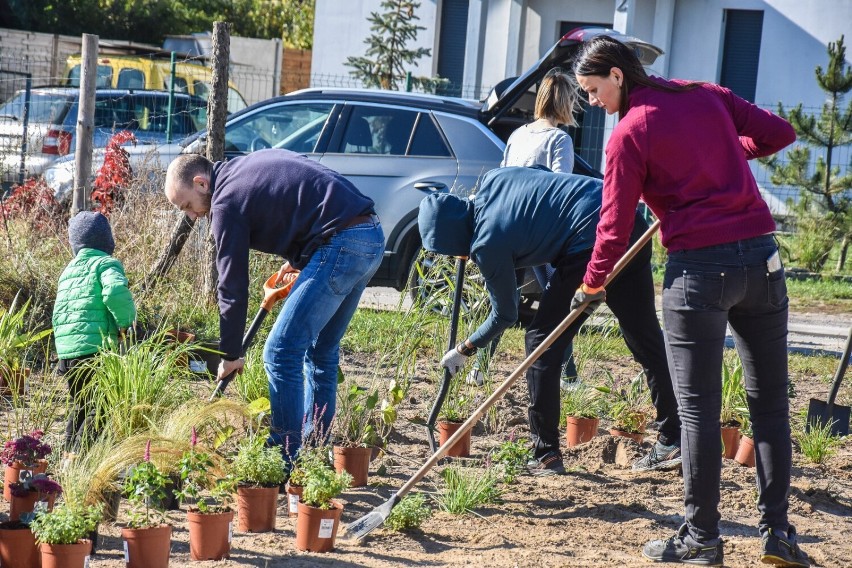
[52, 248, 136, 359]
[418, 166, 602, 347]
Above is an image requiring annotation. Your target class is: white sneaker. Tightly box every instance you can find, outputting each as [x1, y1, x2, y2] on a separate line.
[465, 369, 484, 386]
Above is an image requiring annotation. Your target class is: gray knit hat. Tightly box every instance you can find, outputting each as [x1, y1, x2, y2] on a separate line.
[68, 211, 115, 255]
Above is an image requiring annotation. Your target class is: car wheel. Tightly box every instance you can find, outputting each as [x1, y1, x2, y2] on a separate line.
[407, 250, 489, 317]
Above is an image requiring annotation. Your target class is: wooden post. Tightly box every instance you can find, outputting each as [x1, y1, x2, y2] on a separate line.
[72, 33, 98, 215]
[204, 22, 230, 300]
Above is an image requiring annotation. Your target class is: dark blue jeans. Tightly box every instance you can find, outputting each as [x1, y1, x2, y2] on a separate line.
[663, 235, 791, 544]
[526, 215, 680, 458]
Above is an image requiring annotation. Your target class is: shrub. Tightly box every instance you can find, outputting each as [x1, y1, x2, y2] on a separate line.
[385, 493, 432, 531]
[30, 503, 102, 545]
[231, 437, 287, 487]
[301, 455, 351, 510]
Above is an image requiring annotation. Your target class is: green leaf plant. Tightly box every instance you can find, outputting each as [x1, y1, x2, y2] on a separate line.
[176, 428, 234, 514]
[231, 434, 287, 487]
[30, 503, 102, 545]
[123, 440, 171, 529]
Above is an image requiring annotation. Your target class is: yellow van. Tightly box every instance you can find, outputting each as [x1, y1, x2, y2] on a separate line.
[64, 54, 248, 114]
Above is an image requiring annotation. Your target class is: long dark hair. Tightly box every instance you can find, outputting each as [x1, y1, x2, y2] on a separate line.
[574, 36, 699, 118]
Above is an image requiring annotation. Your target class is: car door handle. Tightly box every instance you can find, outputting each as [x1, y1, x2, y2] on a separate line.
[414, 182, 447, 192]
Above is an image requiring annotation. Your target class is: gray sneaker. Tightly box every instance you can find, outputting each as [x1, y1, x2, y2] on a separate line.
[526, 451, 565, 477]
[761, 526, 810, 567]
[633, 440, 682, 471]
[643, 525, 723, 566]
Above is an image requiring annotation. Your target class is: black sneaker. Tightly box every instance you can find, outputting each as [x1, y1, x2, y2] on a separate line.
[526, 451, 565, 477]
[633, 440, 682, 471]
[643, 525, 724, 566]
[761, 526, 810, 567]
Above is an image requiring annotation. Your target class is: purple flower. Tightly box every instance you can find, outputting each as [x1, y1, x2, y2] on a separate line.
[0, 430, 52, 467]
[144, 440, 151, 462]
[9, 474, 62, 497]
[190, 427, 197, 448]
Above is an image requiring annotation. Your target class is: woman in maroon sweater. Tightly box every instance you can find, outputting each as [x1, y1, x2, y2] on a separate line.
[573, 36, 807, 568]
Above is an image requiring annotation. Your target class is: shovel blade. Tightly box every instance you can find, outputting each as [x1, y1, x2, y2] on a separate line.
[341, 494, 398, 541]
[806, 398, 851, 437]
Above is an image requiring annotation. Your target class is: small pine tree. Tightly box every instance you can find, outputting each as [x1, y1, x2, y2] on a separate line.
[761, 35, 852, 271]
[345, 0, 432, 90]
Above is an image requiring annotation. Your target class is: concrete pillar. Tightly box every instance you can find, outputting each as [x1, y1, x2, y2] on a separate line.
[463, 0, 488, 98]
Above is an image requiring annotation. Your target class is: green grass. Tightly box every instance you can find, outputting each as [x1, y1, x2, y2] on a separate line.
[434, 463, 502, 515]
[786, 277, 852, 302]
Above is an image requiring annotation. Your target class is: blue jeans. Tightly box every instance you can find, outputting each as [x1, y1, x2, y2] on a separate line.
[263, 217, 383, 462]
[663, 235, 791, 544]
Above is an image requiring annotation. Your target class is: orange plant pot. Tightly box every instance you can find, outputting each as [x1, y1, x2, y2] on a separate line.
[333, 446, 371, 487]
[437, 421, 471, 458]
[0, 366, 29, 397]
[565, 417, 599, 448]
[734, 435, 756, 467]
[39, 540, 91, 568]
[186, 510, 233, 561]
[121, 524, 171, 568]
[609, 428, 645, 445]
[237, 485, 278, 533]
[9, 492, 55, 522]
[285, 482, 303, 518]
[4, 460, 48, 501]
[0, 521, 41, 568]
[721, 426, 741, 459]
[295, 500, 343, 553]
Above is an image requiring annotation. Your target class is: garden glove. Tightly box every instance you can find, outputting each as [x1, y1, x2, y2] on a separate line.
[571, 284, 606, 316]
[440, 341, 476, 377]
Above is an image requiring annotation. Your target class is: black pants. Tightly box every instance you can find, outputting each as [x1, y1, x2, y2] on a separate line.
[58, 355, 97, 452]
[525, 215, 681, 459]
[663, 235, 790, 544]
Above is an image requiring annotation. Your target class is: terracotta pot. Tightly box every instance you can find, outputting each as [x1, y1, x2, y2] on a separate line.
[4, 460, 48, 501]
[609, 428, 645, 445]
[9, 492, 56, 522]
[437, 421, 471, 457]
[333, 446, 371, 487]
[295, 500, 343, 552]
[165, 329, 195, 368]
[285, 482, 303, 518]
[0, 366, 29, 397]
[121, 524, 171, 568]
[565, 416, 599, 448]
[39, 540, 91, 568]
[735, 435, 756, 467]
[0, 521, 41, 568]
[721, 426, 741, 459]
[237, 485, 278, 533]
[186, 509, 233, 561]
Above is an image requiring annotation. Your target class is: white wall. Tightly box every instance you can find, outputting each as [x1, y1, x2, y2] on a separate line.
[312, 0, 439, 85]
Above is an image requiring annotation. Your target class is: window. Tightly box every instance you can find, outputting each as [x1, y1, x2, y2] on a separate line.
[193, 80, 210, 102]
[436, 0, 469, 97]
[224, 103, 333, 154]
[719, 10, 764, 102]
[409, 114, 451, 157]
[339, 107, 418, 155]
[117, 68, 145, 90]
[67, 65, 113, 88]
[0, 92, 70, 123]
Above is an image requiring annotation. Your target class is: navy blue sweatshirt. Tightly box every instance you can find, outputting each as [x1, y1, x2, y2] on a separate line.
[419, 166, 601, 347]
[210, 149, 375, 358]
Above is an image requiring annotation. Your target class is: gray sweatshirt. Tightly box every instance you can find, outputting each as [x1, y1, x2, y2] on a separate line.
[500, 124, 574, 173]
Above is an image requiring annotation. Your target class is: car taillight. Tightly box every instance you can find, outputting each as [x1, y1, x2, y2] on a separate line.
[43, 129, 72, 155]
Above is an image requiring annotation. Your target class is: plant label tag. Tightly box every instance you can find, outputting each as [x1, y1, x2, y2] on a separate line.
[228, 522, 233, 542]
[84, 556, 91, 568]
[767, 249, 783, 273]
[288, 493, 299, 513]
[318, 518, 334, 539]
[123, 541, 129, 562]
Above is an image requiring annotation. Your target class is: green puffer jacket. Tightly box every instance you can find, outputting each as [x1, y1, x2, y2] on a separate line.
[52, 248, 136, 359]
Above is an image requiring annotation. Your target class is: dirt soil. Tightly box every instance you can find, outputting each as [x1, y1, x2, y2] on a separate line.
[5, 347, 852, 568]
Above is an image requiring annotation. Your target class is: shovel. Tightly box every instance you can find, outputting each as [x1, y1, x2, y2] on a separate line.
[425, 256, 467, 454]
[343, 220, 661, 541]
[209, 271, 298, 401]
[806, 325, 852, 436]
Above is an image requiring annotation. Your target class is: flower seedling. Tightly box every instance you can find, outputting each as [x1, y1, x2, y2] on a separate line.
[0, 429, 52, 467]
[124, 440, 172, 528]
[9, 472, 62, 499]
[176, 428, 234, 514]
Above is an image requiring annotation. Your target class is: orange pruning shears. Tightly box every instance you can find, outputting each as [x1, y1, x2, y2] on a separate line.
[209, 271, 299, 400]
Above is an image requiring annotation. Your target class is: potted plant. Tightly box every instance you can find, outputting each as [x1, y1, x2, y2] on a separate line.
[231, 436, 286, 533]
[332, 373, 380, 487]
[734, 412, 756, 467]
[0, 295, 52, 397]
[295, 451, 352, 553]
[8, 473, 62, 522]
[283, 445, 325, 519]
[720, 359, 746, 458]
[436, 378, 474, 458]
[29, 503, 101, 568]
[1, 430, 52, 501]
[121, 440, 172, 568]
[597, 374, 651, 444]
[561, 383, 604, 447]
[0, 511, 41, 568]
[176, 428, 236, 561]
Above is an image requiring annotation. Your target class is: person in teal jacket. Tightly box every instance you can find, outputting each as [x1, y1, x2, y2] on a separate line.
[52, 211, 135, 451]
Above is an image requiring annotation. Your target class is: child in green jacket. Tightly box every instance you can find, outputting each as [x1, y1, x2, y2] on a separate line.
[52, 211, 135, 451]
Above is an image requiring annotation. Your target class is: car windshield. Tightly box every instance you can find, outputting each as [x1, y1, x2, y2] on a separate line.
[224, 103, 333, 154]
[0, 92, 70, 123]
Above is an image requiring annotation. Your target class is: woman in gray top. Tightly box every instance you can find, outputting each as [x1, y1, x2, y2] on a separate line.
[467, 70, 582, 387]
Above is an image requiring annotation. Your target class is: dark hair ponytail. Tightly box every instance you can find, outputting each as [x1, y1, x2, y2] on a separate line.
[574, 35, 699, 117]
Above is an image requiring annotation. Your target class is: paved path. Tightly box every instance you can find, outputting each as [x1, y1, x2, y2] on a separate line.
[359, 287, 850, 357]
